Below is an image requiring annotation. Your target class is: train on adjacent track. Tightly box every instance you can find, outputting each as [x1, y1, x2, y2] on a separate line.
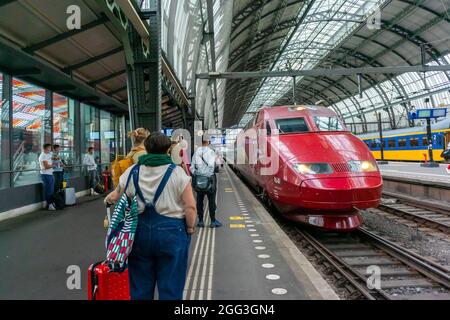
[358, 118, 450, 162]
[230, 105, 382, 231]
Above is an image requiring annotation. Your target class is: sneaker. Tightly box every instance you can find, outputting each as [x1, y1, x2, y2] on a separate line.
[91, 188, 99, 196]
[197, 221, 205, 228]
[48, 204, 56, 211]
[210, 220, 222, 228]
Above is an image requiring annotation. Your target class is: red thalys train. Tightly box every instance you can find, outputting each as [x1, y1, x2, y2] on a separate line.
[231, 105, 382, 231]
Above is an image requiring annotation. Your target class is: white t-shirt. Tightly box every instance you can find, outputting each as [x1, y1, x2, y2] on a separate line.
[39, 152, 53, 175]
[119, 164, 191, 218]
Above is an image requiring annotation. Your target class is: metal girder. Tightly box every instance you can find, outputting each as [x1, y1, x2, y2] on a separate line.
[205, 0, 219, 127]
[308, 76, 363, 128]
[231, 0, 305, 43]
[9, 68, 41, 76]
[229, 18, 298, 67]
[0, 0, 15, 8]
[228, 0, 267, 127]
[125, 0, 162, 131]
[232, 0, 271, 30]
[89, 70, 126, 86]
[398, 0, 450, 23]
[63, 47, 123, 73]
[225, 0, 314, 126]
[199, 64, 450, 79]
[24, 15, 109, 53]
[108, 85, 127, 96]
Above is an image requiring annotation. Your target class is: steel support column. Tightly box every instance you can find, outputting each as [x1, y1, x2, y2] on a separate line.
[126, 0, 161, 131]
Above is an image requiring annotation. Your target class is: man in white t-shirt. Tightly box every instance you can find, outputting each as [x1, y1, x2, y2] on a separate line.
[83, 147, 99, 196]
[39, 143, 55, 210]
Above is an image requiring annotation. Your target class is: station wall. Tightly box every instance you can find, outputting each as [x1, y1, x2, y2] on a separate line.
[0, 72, 128, 217]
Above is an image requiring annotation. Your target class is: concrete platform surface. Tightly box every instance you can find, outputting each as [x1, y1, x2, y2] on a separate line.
[0, 167, 338, 300]
[379, 161, 450, 186]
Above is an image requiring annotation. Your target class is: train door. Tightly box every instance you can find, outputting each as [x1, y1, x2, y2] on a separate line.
[445, 132, 450, 150]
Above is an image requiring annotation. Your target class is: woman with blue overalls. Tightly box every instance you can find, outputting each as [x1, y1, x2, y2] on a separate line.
[105, 132, 197, 300]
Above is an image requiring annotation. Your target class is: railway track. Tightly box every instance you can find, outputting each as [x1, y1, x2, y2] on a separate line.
[378, 195, 450, 234]
[229, 164, 450, 299]
[282, 223, 450, 300]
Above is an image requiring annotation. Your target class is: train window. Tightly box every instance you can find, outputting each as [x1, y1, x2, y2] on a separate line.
[422, 136, 428, 146]
[410, 137, 419, 147]
[275, 118, 309, 134]
[370, 141, 377, 148]
[398, 139, 406, 147]
[436, 135, 443, 147]
[314, 116, 344, 131]
[388, 139, 396, 148]
[265, 121, 272, 136]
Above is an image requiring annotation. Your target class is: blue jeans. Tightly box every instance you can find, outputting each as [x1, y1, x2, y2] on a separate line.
[41, 174, 54, 208]
[53, 171, 64, 193]
[128, 206, 191, 300]
[88, 169, 98, 189]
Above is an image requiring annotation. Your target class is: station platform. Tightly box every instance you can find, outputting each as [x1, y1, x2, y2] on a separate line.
[378, 161, 450, 211]
[0, 166, 338, 300]
[379, 161, 450, 186]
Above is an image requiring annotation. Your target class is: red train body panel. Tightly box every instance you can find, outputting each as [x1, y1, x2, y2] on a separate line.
[233, 105, 382, 231]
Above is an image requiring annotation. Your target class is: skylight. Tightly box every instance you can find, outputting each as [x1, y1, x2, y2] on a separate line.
[239, 0, 384, 127]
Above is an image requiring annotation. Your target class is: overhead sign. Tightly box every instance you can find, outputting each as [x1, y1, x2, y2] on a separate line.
[408, 108, 447, 120]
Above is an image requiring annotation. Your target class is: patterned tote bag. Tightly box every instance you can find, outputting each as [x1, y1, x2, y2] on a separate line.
[105, 165, 140, 272]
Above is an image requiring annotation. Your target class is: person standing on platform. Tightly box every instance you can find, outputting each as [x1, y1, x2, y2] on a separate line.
[83, 147, 99, 196]
[52, 144, 64, 193]
[191, 136, 222, 228]
[104, 132, 196, 300]
[127, 128, 149, 164]
[39, 143, 55, 211]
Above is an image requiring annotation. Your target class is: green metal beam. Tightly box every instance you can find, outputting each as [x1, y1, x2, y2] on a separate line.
[63, 47, 123, 72]
[89, 70, 126, 86]
[0, 0, 15, 8]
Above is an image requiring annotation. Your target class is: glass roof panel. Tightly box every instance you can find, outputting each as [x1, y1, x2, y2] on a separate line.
[239, 0, 384, 127]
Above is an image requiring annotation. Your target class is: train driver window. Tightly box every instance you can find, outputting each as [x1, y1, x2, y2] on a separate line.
[314, 116, 344, 131]
[275, 118, 309, 134]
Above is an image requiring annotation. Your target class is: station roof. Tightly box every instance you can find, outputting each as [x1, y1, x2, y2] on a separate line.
[185, 0, 450, 133]
[0, 0, 129, 113]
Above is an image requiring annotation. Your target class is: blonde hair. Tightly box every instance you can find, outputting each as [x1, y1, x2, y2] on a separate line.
[128, 128, 150, 146]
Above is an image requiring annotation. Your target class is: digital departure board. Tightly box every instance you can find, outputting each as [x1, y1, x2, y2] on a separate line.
[417, 109, 432, 118]
[408, 108, 447, 119]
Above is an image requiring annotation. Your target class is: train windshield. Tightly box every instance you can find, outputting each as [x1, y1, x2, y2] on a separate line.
[314, 116, 344, 131]
[275, 118, 309, 134]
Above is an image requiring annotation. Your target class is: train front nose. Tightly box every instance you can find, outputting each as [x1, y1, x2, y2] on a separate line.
[299, 175, 382, 210]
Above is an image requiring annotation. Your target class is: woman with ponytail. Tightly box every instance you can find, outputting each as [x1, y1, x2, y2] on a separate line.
[127, 128, 150, 164]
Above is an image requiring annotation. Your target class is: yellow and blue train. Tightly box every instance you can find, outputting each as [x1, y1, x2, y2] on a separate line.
[358, 117, 450, 162]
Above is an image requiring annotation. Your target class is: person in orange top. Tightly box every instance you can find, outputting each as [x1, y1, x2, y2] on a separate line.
[127, 128, 150, 163]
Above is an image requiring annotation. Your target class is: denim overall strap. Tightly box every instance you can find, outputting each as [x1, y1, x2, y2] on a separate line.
[124, 165, 138, 192]
[134, 163, 176, 207]
[152, 163, 176, 205]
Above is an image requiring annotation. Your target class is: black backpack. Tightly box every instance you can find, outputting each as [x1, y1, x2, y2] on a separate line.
[52, 191, 65, 210]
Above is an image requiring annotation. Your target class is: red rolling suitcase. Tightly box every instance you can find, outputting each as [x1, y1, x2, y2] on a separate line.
[87, 261, 130, 300]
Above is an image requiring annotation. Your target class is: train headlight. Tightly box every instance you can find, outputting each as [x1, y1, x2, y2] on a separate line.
[293, 163, 333, 174]
[348, 160, 378, 172]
